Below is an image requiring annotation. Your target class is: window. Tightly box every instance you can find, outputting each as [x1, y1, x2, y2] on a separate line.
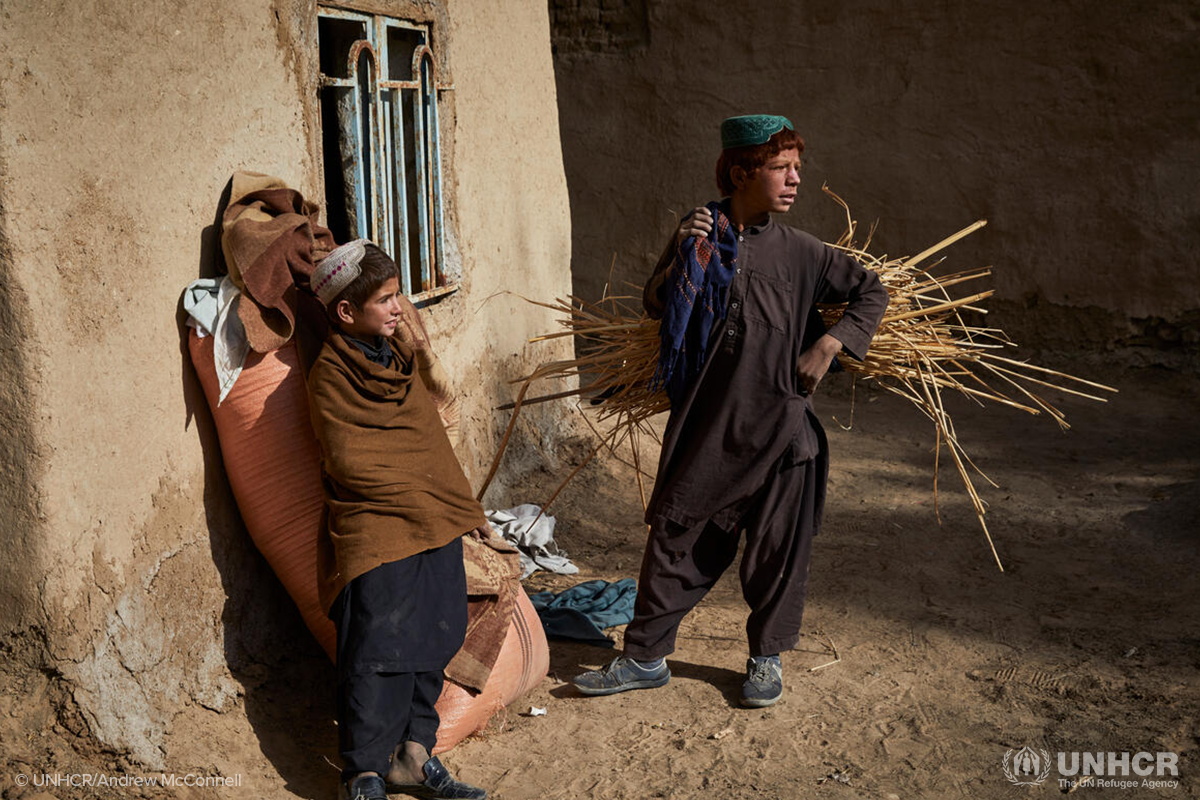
[317, 8, 454, 301]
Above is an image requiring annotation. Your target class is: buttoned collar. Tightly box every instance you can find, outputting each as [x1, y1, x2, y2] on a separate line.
[744, 216, 774, 236]
[720, 197, 774, 236]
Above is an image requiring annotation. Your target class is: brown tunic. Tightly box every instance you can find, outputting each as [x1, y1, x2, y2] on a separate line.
[306, 333, 487, 613]
[642, 213, 889, 531]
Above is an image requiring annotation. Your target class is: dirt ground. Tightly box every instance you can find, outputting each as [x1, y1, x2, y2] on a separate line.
[2, 360, 1196, 799]
[441, 361, 1199, 800]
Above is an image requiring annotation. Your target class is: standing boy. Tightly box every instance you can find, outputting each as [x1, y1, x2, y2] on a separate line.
[307, 240, 488, 800]
[574, 115, 889, 707]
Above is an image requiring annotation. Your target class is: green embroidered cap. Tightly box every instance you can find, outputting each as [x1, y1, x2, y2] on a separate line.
[720, 114, 794, 149]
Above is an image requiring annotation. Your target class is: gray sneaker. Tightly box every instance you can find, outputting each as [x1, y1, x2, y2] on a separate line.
[741, 655, 783, 707]
[573, 657, 670, 696]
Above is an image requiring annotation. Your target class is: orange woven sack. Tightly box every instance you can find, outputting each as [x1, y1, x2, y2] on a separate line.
[187, 330, 547, 751]
[433, 589, 547, 748]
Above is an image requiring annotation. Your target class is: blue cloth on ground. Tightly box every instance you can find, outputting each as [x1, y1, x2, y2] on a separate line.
[527, 579, 637, 648]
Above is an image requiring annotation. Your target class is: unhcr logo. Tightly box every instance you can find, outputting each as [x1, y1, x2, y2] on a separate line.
[1002, 746, 1052, 786]
[1056, 751, 1180, 790]
[1000, 746, 1182, 790]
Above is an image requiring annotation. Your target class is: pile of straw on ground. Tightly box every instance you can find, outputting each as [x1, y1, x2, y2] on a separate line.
[482, 188, 1116, 569]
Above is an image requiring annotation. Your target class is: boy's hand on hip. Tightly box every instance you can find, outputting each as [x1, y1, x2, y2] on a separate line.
[796, 334, 842, 396]
[677, 207, 713, 243]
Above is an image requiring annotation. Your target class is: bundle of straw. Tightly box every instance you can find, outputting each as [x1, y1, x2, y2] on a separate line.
[481, 188, 1116, 569]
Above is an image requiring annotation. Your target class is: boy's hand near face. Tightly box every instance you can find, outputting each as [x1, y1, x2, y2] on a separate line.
[796, 333, 843, 396]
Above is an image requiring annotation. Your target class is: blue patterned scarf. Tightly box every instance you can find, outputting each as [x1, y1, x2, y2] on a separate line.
[652, 201, 739, 406]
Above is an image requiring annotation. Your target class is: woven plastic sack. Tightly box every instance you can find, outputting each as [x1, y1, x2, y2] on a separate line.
[187, 330, 547, 750]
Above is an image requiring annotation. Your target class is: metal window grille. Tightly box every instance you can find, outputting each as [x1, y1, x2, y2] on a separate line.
[317, 8, 455, 302]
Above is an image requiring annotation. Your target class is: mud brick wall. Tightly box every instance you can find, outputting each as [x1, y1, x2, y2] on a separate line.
[0, 0, 573, 773]
[549, 0, 648, 54]
[551, 1, 1200, 361]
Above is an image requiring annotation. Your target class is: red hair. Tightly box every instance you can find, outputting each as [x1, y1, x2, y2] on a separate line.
[715, 128, 806, 196]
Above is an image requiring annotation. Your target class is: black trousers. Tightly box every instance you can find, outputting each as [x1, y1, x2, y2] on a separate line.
[337, 669, 443, 776]
[332, 538, 467, 777]
[624, 450, 827, 660]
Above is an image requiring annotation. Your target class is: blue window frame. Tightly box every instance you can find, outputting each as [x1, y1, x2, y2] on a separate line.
[317, 7, 455, 302]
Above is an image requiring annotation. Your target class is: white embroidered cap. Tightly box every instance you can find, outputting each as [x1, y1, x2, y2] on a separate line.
[312, 239, 369, 305]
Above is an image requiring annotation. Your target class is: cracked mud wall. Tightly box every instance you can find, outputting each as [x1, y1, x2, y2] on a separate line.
[0, 0, 325, 770]
[551, 0, 1200, 360]
[0, 0, 571, 777]
[437, 0, 578, 496]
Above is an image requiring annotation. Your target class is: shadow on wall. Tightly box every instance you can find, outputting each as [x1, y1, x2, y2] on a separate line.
[177, 179, 337, 800]
[0, 196, 43, 643]
[549, 1, 1200, 359]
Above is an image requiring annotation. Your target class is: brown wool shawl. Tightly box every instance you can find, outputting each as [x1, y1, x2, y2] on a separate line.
[307, 333, 487, 613]
[221, 171, 336, 353]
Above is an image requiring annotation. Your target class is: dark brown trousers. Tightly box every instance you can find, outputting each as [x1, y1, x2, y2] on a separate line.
[623, 450, 827, 660]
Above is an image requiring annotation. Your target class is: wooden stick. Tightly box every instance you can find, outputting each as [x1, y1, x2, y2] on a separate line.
[495, 388, 587, 410]
[904, 220, 988, 268]
[477, 377, 533, 501]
